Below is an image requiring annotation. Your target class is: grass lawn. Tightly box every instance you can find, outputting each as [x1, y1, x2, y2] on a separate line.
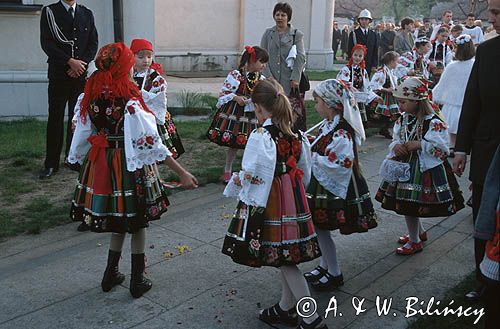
[305, 70, 339, 81]
[0, 103, 328, 240]
[407, 272, 485, 329]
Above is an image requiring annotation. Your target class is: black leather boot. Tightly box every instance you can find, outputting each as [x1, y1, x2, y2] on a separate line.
[130, 253, 152, 298]
[101, 250, 125, 292]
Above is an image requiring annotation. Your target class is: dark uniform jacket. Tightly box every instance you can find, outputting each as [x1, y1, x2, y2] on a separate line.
[455, 36, 500, 185]
[348, 28, 379, 73]
[40, 1, 98, 81]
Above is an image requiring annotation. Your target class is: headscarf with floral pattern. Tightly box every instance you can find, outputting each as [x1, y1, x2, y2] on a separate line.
[393, 76, 443, 118]
[80, 42, 151, 123]
[314, 79, 366, 144]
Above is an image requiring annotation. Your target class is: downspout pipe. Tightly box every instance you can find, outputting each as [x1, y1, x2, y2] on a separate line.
[113, 0, 124, 42]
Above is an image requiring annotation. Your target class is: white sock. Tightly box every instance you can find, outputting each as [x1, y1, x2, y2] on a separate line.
[405, 216, 420, 243]
[418, 220, 425, 235]
[278, 271, 295, 311]
[316, 229, 341, 276]
[281, 265, 319, 324]
[109, 233, 126, 252]
[224, 148, 237, 173]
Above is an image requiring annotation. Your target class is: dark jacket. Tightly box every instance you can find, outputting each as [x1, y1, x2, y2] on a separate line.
[332, 28, 342, 50]
[341, 29, 349, 53]
[40, 1, 98, 81]
[455, 36, 500, 185]
[348, 28, 379, 73]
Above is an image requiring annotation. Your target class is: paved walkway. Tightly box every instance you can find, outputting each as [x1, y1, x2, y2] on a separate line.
[0, 136, 475, 329]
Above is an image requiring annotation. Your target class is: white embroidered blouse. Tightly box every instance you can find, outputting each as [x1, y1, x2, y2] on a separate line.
[388, 113, 450, 172]
[216, 69, 265, 110]
[311, 116, 355, 199]
[135, 69, 168, 125]
[67, 95, 171, 172]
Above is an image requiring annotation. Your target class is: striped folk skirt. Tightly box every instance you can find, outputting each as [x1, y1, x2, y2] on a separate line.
[222, 173, 321, 267]
[70, 145, 169, 233]
[374, 91, 400, 120]
[206, 101, 259, 149]
[375, 155, 464, 217]
[157, 111, 184, 159]
[307, 172, 378, 234]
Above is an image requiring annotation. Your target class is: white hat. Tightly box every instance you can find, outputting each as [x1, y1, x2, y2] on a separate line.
[358, 9, 373, 21]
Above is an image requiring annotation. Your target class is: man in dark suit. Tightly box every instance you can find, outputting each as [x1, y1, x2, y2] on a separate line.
[39, 0, 98, 179]
[453, 0, 500, 302]
[348, 9, 379, 74]
[331, 21, 342, 60]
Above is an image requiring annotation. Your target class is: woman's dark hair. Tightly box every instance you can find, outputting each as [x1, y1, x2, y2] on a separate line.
[455, 38, 476, 61]
[238, 46, 269, 70]
[400, 17, 414, 29]
[381, 51, 400, 65]
[273, 2, 293, 22]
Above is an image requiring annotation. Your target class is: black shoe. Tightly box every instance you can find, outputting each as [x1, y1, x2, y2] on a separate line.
[64, 160, 81, 172]
[259, 302, 299, 327]
[311, 272, 344, 291]
[448, 147, 455, 158]
[77, 222, 90, 232]
[465, 286, 486, 302]
[297, 316, 328, 329]
[304, 266, 327, 283]
[130, 253, 152, 298]
[101, 250, 125, 292]
[39, 167, 58, 179]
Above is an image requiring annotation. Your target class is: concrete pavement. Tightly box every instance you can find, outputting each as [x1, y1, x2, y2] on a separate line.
[0, 136, 476, 329]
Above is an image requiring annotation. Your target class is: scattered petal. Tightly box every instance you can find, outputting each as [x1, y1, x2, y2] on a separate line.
[175, 245, 192, 254]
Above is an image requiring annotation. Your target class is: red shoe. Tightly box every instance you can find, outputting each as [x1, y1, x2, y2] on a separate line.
[397, 231, 428, 244]
[396, 241, 424, 255]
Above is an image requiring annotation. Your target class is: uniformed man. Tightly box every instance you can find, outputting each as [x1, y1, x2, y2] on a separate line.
[39, 0, 98, 179]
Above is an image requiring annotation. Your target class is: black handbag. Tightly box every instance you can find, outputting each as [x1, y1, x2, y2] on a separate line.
[292, 30, 310, 93]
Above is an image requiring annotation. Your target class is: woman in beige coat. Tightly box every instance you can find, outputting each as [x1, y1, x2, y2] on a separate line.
[260, 2, 306, 96]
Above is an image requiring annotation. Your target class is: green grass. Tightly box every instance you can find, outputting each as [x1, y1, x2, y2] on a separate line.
[305, 70, 339, 81]
[0, 118, 46, 159]
[407, 272, 485, 329]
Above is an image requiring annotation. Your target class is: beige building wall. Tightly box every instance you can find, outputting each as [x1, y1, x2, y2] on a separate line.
[155, 0, 241, 52]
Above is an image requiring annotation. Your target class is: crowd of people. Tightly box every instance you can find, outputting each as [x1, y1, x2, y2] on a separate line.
[37, 1, 499, 329]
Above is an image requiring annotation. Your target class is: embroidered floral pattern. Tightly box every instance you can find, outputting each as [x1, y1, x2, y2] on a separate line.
[431, 121, 446, 132]
[132, 134, 159, 150]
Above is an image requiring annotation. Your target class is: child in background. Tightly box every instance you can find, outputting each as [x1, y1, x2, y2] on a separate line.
[222, 79, 327, 329]
[370, 51, 401, 139]
[130, 38, 184, 158]
[428, 27, 453, 86]
[207, 46, 268, 183]
[336, 44, 379, 123]
[395, 37, 432, 81]
[376, 77, 464, 255]
[432, 34, 475, 157]
[303, 79, 378, 291]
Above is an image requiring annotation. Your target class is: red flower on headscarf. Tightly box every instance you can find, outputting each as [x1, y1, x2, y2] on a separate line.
[80, 42, 153, 124]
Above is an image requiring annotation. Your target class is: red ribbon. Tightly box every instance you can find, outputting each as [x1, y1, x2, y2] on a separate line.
[245, 45, 256, 64]
[87, 134, 109, 162]
[286, 156, 303, 187]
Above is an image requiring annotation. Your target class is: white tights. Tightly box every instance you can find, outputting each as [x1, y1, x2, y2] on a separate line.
[108, 228, 147, 254]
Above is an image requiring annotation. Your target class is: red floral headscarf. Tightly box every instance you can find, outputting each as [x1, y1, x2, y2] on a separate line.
[80, 42, 152, 122]
[348, 44, 367, 70]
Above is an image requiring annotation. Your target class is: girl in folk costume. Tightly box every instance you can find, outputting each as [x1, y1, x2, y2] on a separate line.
[432, 34, 475, 156]
[336, 44, 379, 122]
[428, 27, 453, 86]
[207, 46, 268, 183]
[222, 80, 327, 329]
[303, 79, 378, 291]
[394, 37, 432, 80]
[376, 77, 464, 255]
[130, 38, 184, 159]
[370, 51, 401, 139]
[68, 43, 198, 298]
